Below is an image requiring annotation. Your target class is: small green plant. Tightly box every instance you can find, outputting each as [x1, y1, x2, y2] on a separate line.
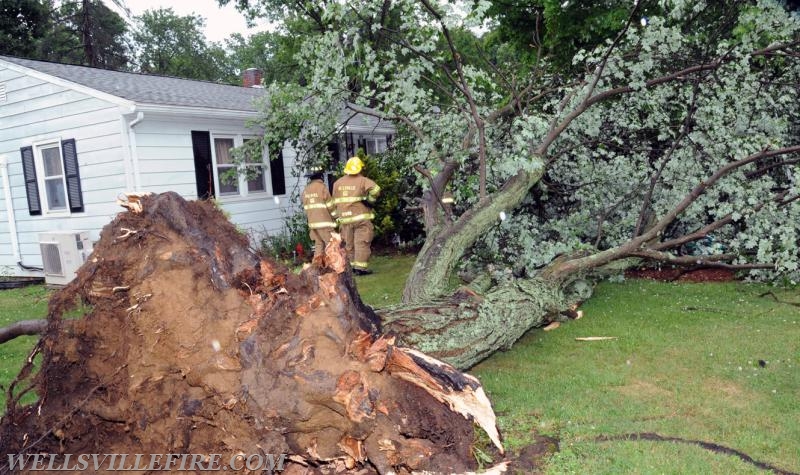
[471, 445, 494, 471]
[260, 212, 313, 263]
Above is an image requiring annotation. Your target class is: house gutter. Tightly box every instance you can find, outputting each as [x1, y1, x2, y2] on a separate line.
[135, 103, 261, 120]
[345, 125, 396, 135]
[0, 155, 21, 264]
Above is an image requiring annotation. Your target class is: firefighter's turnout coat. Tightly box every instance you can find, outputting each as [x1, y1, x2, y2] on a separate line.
[332, 174, 381, 270]
[302, 179, 336, 256]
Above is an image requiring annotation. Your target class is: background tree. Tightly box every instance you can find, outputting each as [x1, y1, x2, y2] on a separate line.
[131, 7, 234, 83]
[42, 0, 130, 68]
[226, 29, 306, 85]
[483, 0, 671, 69]
[1, 0, 130, 68]
[0, 0, 52, 58]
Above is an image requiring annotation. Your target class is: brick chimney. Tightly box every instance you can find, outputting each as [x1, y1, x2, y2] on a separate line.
[242, 68, 263, 88]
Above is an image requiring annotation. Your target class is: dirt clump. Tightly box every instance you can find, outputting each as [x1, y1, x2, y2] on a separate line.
[0, 192, 505, 474]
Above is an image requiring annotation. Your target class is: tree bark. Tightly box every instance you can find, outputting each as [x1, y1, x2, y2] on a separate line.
[0, 320, 47, 344]
[403, 166, 545, 304]
[387, 268, 596, 370]
[386, 278, 565, 369]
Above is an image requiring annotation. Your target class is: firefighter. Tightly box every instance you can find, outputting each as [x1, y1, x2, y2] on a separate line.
[301, 165, 336, 258]
[332, 157, 380, 275]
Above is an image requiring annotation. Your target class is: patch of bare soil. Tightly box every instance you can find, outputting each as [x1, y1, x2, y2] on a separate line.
[625, 266, 736, 282]
[0, 192, 504, 474]
[508, 435, 559, 474]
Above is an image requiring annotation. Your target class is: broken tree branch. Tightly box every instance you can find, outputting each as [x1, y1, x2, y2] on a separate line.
[0, 320, 46, 344]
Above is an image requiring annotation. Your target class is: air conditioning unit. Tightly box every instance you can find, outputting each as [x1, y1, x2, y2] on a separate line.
[38, 231, 93, 286]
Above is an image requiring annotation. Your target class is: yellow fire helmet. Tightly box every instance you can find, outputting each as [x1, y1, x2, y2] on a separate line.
[343, 156, 364, 175]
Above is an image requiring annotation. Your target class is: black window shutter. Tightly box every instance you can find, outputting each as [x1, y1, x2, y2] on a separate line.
[191, 131, 214, 199]
[269, 149, 286, 196]
[61, 138, 84, 212]
[20, 146, 41, 215]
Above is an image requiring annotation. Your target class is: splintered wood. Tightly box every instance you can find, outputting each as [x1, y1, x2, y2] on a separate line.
[384, 348, 504, 454]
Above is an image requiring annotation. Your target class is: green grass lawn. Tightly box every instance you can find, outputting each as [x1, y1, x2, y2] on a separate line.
[470, 280, 800, 474]
[0, 285, 49, 407]
[2, 260, 798, 474]
[351, 253, 418, 304]
[355, 259, 800, 474]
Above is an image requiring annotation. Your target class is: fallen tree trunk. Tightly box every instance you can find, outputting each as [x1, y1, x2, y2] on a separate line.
[0, 192, 505, 475]
[381, 277, 593, 370]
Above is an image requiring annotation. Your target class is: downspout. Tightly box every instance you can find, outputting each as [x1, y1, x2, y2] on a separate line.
[0, 155, 21, 264]
[119, 114, 135, 190]
[127, 111, 144, 191]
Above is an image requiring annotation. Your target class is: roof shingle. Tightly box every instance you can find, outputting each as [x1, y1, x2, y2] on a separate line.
[0, 55, 265, 111]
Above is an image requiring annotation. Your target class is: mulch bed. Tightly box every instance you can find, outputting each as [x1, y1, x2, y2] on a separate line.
[625, 267, 737, 282]
[0, 276, 45, 290]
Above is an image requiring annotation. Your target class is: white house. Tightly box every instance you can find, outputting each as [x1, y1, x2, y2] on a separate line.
[0, 56, 394, 278]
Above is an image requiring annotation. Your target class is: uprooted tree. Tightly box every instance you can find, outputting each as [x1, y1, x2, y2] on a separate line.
[0, 192, 508, 474]
[1, 2, 798, 472]
[230, 0, 800, 368]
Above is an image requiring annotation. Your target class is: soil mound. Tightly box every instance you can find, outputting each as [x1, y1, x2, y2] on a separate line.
[0, 192, 504, 474]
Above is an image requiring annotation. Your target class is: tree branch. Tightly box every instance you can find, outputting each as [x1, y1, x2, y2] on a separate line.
[633, 80, 705, 237]
[543, 146, 800, 282]
[745, 157, 800, 179]
[536, 2, 641, 156]
[418, 0, 488, 198]
[640, 146, 800, 244]
[0, 320, 47, 344]
[628, 250, 775, 270]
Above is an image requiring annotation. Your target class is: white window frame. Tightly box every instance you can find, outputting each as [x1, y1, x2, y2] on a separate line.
[33, 139, 70, 216]
[210, 133, 270, 199]
[364, 136, 388, 155]
[242, 137, 269, 195]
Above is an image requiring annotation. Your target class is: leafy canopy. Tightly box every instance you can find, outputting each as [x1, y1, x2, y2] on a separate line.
[235, 1, 800, 282]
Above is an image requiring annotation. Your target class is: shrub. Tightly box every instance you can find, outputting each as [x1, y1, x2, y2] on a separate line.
[354, 146, 423, 248]
[259, 212, 313, 263]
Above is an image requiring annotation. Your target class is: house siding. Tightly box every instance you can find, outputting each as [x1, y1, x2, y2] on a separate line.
[0, 63, 127, 276]
[126, 116, 301, 242]
[0, 59, 343, 278]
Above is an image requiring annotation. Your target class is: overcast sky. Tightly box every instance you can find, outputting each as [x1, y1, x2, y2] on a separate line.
[107, 0, 271, 43]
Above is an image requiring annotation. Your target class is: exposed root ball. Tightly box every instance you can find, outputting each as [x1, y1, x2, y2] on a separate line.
[0, 192, 504, 474]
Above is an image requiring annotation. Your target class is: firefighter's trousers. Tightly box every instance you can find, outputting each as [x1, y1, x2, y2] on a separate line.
[309, 227, 333, 257]
[340, 220, 373, 270]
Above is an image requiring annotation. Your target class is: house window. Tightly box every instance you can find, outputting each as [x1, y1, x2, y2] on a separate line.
[20, 139, 84, 215]
[365, 136, 388, 155]
[214, 137, 238, 195]
[40, 145, 68, 211]
[243, 138, 267, 193]
[211, 134, 272, 198]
